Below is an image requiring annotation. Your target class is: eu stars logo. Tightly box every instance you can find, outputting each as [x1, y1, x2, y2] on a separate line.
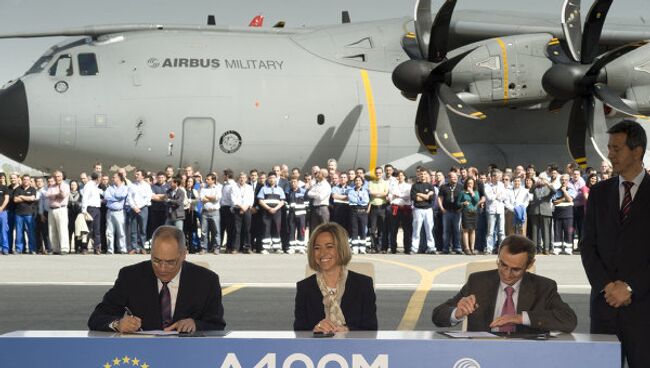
[102, 355, 149, 368]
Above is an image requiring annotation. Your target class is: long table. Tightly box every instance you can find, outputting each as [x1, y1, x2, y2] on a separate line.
[0, 331, 619, 368]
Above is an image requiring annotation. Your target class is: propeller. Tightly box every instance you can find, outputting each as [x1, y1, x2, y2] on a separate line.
[542, 0, 647, 169]
[393, 0, 486, 164]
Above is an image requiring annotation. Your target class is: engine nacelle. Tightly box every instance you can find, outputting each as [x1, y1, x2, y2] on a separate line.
[448, 34, 554, 107]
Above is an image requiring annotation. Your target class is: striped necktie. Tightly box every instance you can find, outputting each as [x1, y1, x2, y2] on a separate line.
[620, 181, 634, 222]
[160, 282, 172, 328]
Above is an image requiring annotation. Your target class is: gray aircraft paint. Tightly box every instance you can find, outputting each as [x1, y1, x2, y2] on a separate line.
[1, 0, 649, 173]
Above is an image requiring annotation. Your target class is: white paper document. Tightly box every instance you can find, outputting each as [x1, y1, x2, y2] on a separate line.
[132, 330, 179, 336]
[441, 331, 500, 339]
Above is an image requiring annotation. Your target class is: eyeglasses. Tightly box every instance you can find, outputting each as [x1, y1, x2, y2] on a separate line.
[151, 257, 181, 268]
[497, 259, 525, 275]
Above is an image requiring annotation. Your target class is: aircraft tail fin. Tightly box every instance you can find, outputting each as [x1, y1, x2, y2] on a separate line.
[249, 15, 264, 27]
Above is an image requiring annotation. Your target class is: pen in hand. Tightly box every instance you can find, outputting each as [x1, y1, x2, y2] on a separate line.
[124, 306, 143, 331]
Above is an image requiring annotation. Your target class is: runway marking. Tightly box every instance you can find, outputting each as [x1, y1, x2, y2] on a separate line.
[222, 284, 246, 296]
[356, 257, 468, 330]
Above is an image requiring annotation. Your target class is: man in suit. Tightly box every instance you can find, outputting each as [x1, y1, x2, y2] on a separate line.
[580, 120, 650, 368]
[88, 225, 226, 333]
[432, 234, 576, 333]
[165, 177, 186, 230]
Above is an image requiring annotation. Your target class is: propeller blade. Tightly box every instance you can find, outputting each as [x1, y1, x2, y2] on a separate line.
[414, 93, 438, 154]
[567, 97, 590, 168]
[586, 41, 648, 77]
[560, 0, 582, 62]
[414, 0, 433, 60]
[401, 33, 423, 60]
[428, 0, 457, 63]
[432, 47, 476, 75]
[436, 84, 486, 120]
[581, 0, 614, 64]
[593, 83, 648, 119]
[588, 98, 610, 162]
[549, 98, 569, 113]
[432, 94, 467, 164]
[546, 38, 573, 64]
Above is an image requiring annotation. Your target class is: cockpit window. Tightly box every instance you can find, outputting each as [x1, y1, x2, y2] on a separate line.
[26, 54, 53, 75]
[78, 53, 99, 76]
[48, 54, 73, 77]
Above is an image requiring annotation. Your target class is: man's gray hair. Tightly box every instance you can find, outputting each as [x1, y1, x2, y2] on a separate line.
[151, 225, 186, 253]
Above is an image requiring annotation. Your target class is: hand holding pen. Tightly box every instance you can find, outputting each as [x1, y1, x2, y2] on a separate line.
[118, 306, 142, 333]
[454, 295, 479, 320]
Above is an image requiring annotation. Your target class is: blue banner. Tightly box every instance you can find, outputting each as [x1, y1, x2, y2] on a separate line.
[0, 331, 620, 368]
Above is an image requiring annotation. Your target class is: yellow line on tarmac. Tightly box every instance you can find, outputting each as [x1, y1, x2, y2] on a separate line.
[222, 284, 246, 296]
[357, 257, 467, 330]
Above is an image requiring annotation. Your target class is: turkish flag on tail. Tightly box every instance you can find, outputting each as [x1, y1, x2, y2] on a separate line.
[249, 15, 264, 27]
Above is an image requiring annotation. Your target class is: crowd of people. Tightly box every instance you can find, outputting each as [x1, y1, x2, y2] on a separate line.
[0, 158, 639, 256]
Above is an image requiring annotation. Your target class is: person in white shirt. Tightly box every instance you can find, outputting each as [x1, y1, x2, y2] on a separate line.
[504, 177, 530, 236]
[229, 172, 255, 253]
[388, 170, 412, 254]
[220, 169, 236, 252]
[306, 168, 332, 232]
[484, 169, 506, 254]
[200, 173, 222, 254]
[81, 172, 103, 254]
[35, 176, 52, 254]
[46, 170, 70, 254]
[126, 169, 153, 254]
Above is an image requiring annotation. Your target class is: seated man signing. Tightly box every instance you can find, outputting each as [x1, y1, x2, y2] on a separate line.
[432, 234, 577, 333]
[88, 226, 226, 333]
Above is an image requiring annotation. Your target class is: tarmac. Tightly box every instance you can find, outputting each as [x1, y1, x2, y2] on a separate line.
[0, 252, 592, 334]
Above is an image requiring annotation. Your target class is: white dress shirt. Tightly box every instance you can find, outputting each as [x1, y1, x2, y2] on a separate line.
[127, 180, 153, 209]
[81, 180, 102, 211]
[504, 186, 530, 212]
[618, 168, 646, 206]
[201, 184, 222, 211]
[389, 182, 412, 206]
[485, 181, 505, 215]
[220, 179, 236, 207]
[230, 183, 254, 208]
[307, 179, 331, 206]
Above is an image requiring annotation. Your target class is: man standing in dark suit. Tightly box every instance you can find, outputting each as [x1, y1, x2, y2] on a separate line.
[432, 234, 576, 333]
[88, 226, 226, 333]
[580, 120, 650, 368]
[165, 177, 186, 230]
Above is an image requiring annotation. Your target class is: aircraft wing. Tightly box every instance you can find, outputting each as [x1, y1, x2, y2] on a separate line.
[0, 23, 294, 39]
[450, 10, 650, 47]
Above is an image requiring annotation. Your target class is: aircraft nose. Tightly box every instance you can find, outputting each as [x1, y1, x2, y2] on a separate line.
[0, 80, 29, 162]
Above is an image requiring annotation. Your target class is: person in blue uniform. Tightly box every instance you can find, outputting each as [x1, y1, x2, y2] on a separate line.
[347, 176, 370, 254]
[257, 171, 286, 253]
[286, 178, 307, 254]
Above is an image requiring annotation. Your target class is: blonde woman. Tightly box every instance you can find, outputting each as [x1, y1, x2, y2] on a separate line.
[293, 222, 377, 332]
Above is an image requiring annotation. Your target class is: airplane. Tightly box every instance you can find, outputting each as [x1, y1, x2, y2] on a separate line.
[0, 0, 649, 177]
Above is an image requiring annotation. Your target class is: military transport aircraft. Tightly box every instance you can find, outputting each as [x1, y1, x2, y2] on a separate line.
[0, 0, 649, 175]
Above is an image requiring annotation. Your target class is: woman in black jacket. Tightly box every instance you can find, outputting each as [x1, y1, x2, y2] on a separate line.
[293, 222, 377, 332]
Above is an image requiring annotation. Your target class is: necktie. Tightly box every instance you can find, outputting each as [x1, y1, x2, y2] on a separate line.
[160, 282, 172, 328]
[620, 181, 634, 222]
[500, 286, 516, 333]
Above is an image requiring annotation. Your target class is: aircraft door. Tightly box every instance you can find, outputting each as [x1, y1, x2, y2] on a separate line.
[180, 118, 215, 173]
